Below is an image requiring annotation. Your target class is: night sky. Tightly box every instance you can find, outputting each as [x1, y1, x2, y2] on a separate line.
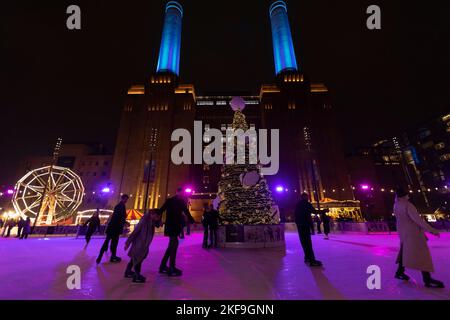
[1, 0, 450, 185]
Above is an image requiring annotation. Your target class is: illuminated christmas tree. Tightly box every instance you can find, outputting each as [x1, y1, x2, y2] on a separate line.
[217, 97, 278, 225]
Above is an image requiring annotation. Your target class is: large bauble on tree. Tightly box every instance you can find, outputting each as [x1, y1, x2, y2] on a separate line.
[217, 97, 278, 225]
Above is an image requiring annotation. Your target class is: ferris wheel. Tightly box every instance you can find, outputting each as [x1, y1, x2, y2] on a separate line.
[12, 166, 85, 225]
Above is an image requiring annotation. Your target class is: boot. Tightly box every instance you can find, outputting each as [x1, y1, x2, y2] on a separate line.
[395, 269, 410, 281]
[309, 260, 323, 267]
[424, 279, 445, 288]
[132, 274, 146, 283]
[159, 265, 169, 274]
[168, 267, 183, 277]
[110, 256, 122, 263]
[423, 272, 444, 288]
[124, 270, 136, 278]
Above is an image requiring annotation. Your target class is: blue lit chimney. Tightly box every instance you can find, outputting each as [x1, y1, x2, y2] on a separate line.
[269, 1, 298, 75]
[156, 1, 183, 76]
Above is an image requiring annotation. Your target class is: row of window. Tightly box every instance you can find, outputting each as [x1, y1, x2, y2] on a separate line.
[439, 154, 450, 162]
[79, 171, 108, 177]
[264, 104, 299, 110]
[148, 105, 168, 111]
[80, 161, 109, 167]
[196, 100, 260, 106]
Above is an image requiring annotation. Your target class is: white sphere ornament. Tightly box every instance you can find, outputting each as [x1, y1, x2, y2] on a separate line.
[230, 96, 246, 112]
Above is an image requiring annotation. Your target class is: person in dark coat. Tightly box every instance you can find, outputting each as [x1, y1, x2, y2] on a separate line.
[20, 217, 31, 239]
[3, 219, 16, 238]
[208, 204, 219, 248]
[124, 209, 161, 283]
[158, 188, 195, 277]
[16, 218, 25, 238]
[315, 214, 322, 234]
[320, 210, 331, 239]
[201, 203, 211, 249]
[294, 193, 322, 267]
[83, 209, 101, 249]
[96, 194, 129, 264]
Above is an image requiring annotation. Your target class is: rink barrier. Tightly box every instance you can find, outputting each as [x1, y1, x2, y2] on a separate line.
[217, 224, 286, 248]
[285, 222, 393, 234]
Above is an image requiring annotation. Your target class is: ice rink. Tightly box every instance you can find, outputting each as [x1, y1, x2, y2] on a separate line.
[0, 231, 449, 300]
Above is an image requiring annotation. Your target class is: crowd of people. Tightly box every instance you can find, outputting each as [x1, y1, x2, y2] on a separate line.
[1, 216, 31, 239]
[0, 185, 445, 289]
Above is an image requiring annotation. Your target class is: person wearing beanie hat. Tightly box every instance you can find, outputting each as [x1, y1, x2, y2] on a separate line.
[393, 187, 444, 288]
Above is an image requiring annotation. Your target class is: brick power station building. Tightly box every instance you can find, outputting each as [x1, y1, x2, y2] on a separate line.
[109, 1, 357, 220]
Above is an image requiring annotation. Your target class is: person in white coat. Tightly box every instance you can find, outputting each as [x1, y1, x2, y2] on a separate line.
[393, 188, 444, 288]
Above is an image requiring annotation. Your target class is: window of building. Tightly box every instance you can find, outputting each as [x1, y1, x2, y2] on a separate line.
[435, 142, 445, 150]
[203, 164, 210, 171]
[419, 129, 431, 139]
[421, 141, 434, 149]
[203, 176, 210, 184]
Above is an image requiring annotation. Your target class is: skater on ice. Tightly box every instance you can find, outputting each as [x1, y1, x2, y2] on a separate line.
[124, 209, 161, 283]
[295, 193, 323, 267]
[96, 194, 129, 264]
[83, 209, 101, 249]
[158, 187, 195, 277]
[393, 187, 444, 288]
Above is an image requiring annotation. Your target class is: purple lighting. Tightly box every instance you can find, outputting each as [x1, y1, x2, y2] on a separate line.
[184, 187, 193, 194]
[361, 185, 370, 191]
[101, 187, 111, 193]
[6, 189, 14, 195]
[275, 186, 284, 193]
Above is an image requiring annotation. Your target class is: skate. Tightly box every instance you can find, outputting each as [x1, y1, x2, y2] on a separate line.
[110, 256, 122, 263]
[159, 265, 169, 274]
[168, 267, 183, 277]
[132, 274, 146, 283]
[309, 260, 323, 267]
[124, 270, 136, 278]
[424, 278, 445, 288]
[394, 271, 410, 281]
